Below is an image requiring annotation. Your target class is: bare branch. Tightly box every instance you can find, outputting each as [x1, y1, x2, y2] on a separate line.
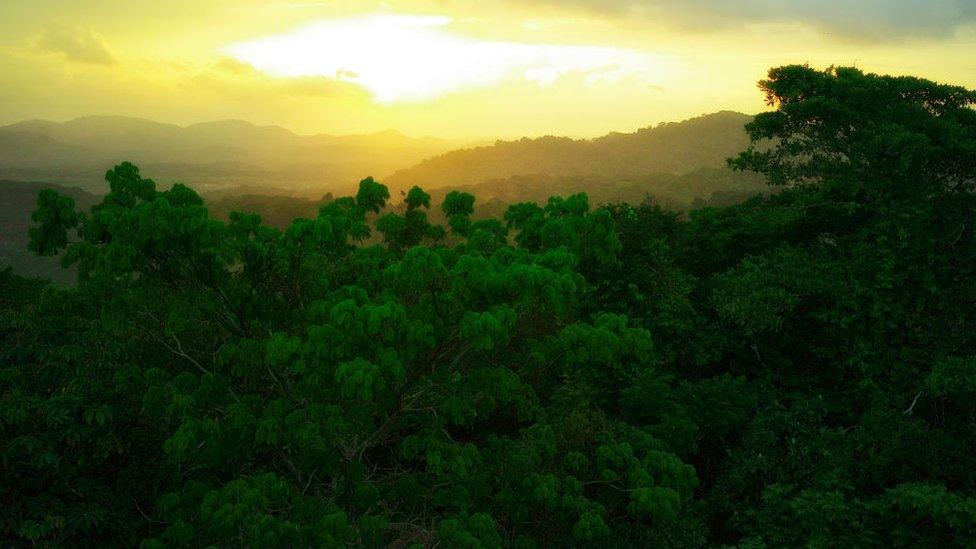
[904, 391, 923, 415]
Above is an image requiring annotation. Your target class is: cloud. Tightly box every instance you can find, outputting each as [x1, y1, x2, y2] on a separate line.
[280, 77, 370, 98]
[521, 0, 976, 41]
[225, 14, 674, 103]
[37, 24, 116, 64]
[215, 57, 258, 75]
[199, 58, 367, 99]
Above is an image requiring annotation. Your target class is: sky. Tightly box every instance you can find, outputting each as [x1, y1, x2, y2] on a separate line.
[1, 0, 975, 139]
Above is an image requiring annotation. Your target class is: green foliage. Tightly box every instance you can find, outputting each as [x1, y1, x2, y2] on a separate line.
[731, 65, 976, 197]
[5, 65, 976, 547]
[28, 189, 79, 257]
[7, 157, 700, 546]
[376, 185, 444, 252]
[355, 176, 390, 213]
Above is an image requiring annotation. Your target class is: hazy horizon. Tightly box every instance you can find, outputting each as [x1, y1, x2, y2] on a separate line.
[0, 108, 754, 142]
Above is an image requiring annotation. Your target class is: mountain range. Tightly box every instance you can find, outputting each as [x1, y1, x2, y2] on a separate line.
[0, 116, 455, 194]
[0, 111, 754, 196]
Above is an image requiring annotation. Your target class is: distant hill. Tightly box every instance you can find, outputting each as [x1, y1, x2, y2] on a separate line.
[0, 116, 455, 194]
[0, 112, 755, 196]
[0, 130, 92, 166]
[203, 167, 767, 234]
[421, 168, 766, 217]
[386, 111, 754, 190]
[205, 192, 332, 230]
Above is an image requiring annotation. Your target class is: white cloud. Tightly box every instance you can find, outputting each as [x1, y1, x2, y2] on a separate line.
[37, 24, 115, 65]
[225, 14, 674, 103]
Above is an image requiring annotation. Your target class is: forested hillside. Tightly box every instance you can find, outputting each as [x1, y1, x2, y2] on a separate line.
[3, 66, 976, 547]
[386, 111, 753, 189]
[210, 168, 766, 231]
[424, 168, 767, 216]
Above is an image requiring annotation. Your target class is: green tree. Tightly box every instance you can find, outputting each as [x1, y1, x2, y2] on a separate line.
[6, 64, 976, 547]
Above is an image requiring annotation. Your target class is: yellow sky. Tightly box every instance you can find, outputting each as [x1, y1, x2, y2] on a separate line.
[1, 0, 975, 139]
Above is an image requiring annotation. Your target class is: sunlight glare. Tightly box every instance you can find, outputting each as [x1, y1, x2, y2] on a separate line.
[225, 14, 674, 103]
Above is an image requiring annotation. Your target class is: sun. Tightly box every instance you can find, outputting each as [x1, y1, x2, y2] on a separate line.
[225, 14, 674, 104]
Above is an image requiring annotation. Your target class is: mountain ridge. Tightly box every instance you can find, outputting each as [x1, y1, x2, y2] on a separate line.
[1, 115, 446, 143]
[0, 111, 757, 196]
[385, 111, 754, 190]
[0, 116, 460, 192]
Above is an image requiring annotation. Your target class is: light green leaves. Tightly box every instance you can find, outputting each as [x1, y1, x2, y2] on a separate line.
[459, 306, 516, 351]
